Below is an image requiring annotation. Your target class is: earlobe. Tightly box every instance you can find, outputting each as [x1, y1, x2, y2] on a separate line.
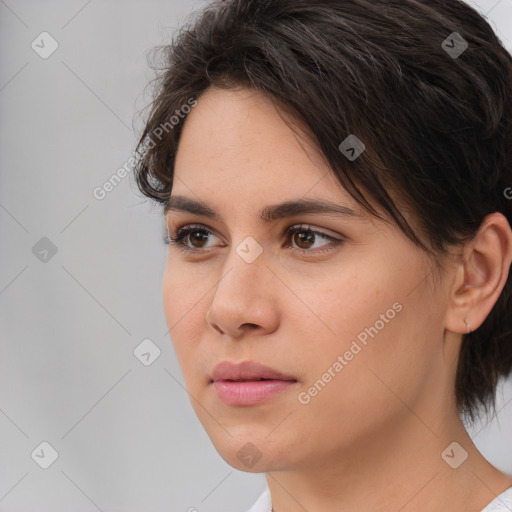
[445, 212, 512, 335]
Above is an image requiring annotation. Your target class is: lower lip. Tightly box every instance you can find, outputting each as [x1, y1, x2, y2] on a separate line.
[212, 380, 297, 406]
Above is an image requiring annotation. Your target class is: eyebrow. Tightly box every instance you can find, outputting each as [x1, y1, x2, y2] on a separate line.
[164, 195, 365, 222]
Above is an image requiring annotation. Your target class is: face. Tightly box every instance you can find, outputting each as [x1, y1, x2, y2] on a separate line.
[163, 86, 454, 473]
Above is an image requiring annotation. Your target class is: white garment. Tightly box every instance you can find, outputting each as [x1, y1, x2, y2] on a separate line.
[246, 487, 271, 512]
[247, 486, 512, 512]
[480, 486, 512, 512]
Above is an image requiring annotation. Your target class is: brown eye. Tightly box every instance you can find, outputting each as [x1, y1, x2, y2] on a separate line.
[286, 224, 343, 253]
[165, 223, 343, 255]
[293, 230, 316, 249]
[187, 230, 210, 248]
[165, 225, 217, 251]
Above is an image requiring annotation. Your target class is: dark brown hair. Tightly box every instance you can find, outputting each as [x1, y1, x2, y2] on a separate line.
[134, 0, 512, 423]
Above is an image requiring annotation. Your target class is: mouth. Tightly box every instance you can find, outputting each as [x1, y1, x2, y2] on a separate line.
[210, 360, 297, 382]
[218, 378, 284, 382]
[210, 361, 298, 406]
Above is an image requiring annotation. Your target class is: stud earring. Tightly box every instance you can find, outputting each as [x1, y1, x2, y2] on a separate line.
[464, 318, 471, 334]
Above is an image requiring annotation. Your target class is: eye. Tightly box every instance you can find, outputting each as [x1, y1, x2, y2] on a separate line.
[284, 224, 342, 253]
[164, 224, 219, 251]
[164, 223, 343, 254]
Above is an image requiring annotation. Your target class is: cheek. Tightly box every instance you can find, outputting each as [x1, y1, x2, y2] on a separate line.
[162, 258, 208, 325]
[162, 261, 207, 373]
[292, 264, 390, 353]
[162, 263, 181, 327]
[291, 254, 434, 403]
[288, 297, 426, 449]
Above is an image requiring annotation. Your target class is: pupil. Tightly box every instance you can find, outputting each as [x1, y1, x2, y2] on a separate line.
[296, 231, 313, 249]
[191, 232, 207, 247]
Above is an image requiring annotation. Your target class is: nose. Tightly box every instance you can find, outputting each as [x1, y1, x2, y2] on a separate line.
[205, 244, 279, 339]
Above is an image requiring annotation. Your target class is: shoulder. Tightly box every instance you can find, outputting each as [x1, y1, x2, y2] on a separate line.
[480, 486, 512, 512]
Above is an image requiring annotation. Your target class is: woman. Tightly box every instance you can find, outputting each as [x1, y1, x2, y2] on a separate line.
[134, 1, 512, 510]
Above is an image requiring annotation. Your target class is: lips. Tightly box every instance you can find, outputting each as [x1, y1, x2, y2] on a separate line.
[210, 361, 298, 406]
[210, 360, 297, 383]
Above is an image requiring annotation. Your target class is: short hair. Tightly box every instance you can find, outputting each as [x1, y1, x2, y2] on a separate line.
[134, 0, 512, 423]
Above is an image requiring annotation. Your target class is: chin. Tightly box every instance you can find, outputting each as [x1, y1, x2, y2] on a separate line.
[208, 431, 300, 473]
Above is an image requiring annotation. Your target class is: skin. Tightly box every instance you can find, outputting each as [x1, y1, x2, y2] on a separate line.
[163, 86, 512, 512]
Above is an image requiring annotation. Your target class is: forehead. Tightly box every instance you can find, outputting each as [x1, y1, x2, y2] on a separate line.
[173, 86, 358, 209]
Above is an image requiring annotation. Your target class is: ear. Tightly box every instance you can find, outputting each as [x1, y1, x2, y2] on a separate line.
[445, 212, 512, 334]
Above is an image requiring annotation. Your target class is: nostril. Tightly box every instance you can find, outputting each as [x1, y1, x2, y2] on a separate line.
[242, 323, 259, 329]
[213, 324, 223, 334]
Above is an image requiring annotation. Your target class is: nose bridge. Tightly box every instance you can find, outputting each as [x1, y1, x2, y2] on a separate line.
[218, 234, 267, 299]
[206, 233, 273, 333]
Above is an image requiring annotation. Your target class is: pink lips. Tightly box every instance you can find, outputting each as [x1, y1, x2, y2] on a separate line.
[210, 360, 298, 406]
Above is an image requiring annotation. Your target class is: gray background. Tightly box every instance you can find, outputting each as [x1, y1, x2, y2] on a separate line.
[1, 1, 511, 510]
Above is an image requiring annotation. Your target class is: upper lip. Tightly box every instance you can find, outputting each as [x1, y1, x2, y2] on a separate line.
[211, 361, 297, 382]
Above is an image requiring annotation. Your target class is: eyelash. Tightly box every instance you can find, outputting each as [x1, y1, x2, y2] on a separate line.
[164, 223, 343, 255]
